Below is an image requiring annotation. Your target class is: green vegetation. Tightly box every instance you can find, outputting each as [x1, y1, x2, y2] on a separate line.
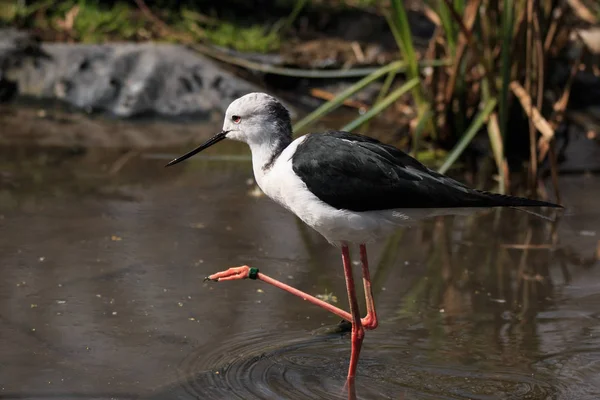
[204, 23, 280, 53]
[0, 0, 305, 52]
[1, 1, 144, 42]
[66, 2, 144, 43]
[1, 0, 597, 198]
[292, 0, 596, 200]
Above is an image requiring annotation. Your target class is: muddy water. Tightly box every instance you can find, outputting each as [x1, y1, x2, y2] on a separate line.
[0, 143, 599, 400]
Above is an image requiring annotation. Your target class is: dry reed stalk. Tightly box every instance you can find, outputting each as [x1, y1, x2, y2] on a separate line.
[309, 88, 369, 110]
[442, 0, 482, 104]
[509, 81, 555, 142]
[567, 0, 599, 24]
[525, 0, 538, 190]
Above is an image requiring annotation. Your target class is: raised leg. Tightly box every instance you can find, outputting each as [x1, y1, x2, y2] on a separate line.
[206, 244, 375, 381]
[359, 244, 378, 330]
[207, 266, 353, 323]
[341, 244, 364, 380]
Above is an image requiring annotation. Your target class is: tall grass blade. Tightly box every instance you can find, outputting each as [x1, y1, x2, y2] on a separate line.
[441, 0, 482, 101]
[499, 0, 515, 142]
[487, 112, 506, 194]
[438, 98, 498, 174]
[388, 0, 425, 107]
[342, 78, 419, 132]
[269, 0, 307, 35]
[375, 70, 398, 108]
[292, 61, 405, 134]
[437, 0, 457, 55]
[410, 105, 433, 157]
[389, 0, 418, 76]
[482, 68, 507, 193]
[360, 69, 399, 133]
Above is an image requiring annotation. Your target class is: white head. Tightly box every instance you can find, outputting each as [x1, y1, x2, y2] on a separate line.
[165, 93, 292, 167]
[224, 93, 292, 145]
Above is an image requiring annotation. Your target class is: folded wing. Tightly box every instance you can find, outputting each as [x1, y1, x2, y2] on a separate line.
[292, 131, 560, 212]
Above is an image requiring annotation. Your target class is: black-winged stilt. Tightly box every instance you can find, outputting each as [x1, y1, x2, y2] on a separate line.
[165, 92, 562, 383]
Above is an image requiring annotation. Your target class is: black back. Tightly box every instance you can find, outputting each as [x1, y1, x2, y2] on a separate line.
[291, 131, 560, 212]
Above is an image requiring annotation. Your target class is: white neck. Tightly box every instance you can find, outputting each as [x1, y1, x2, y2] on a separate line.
[248, 136, 290, 184]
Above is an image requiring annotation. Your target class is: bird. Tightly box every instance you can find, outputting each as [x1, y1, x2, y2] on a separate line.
[165, 92, 562, 383]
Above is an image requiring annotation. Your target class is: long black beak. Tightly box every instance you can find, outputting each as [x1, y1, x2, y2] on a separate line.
[165, 130, 229, 167]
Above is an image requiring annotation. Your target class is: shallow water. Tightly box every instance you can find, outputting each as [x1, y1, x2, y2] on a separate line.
[0, 145, 599, 399]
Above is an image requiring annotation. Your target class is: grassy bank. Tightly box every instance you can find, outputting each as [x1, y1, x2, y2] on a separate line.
[290, 0, 599, 201]
[0, 0, 313, 51]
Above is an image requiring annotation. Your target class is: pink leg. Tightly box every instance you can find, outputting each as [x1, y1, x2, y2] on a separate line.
[206, 244, 368, 380]
[207, 266, 353, 322]
[345, 376, 357, 400]
[341, 244, 364, 381]
[359, 244, 378, 330]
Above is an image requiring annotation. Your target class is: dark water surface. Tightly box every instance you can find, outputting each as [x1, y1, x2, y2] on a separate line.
[0, 145, 599, 400]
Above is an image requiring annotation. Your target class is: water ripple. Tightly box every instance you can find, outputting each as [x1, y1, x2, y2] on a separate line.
[173, 327, 557, 399]
[177, 328, 354, 399]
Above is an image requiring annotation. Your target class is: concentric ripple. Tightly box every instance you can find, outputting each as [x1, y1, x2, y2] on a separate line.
[172, 326, 557, 400]
[176, 328, 358, 400]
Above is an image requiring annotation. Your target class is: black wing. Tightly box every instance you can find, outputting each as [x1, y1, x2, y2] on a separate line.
[291, 131, 560, 212]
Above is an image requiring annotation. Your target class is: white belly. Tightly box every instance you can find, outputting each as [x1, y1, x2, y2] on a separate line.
[253, 138, 405, 245]
[253, 137, 481, 245]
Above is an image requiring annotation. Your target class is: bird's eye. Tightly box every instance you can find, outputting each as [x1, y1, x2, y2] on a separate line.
[232, 115, 241, 124]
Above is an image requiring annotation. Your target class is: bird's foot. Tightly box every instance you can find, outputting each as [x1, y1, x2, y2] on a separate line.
[205, 265, 257, 282]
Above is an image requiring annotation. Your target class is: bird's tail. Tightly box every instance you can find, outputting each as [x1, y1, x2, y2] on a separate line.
[483, 192, 563, 221]
[482, 191, 563, 209]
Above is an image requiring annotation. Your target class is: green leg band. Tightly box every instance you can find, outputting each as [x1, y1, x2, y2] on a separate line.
[248, 267, 259, 280]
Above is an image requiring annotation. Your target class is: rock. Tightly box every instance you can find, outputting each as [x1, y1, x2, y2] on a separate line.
[0, 29, 266, 118]
[0, 29, 49, 101]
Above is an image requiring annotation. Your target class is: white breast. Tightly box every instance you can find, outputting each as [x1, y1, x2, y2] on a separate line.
[251, 136, 415, 245]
